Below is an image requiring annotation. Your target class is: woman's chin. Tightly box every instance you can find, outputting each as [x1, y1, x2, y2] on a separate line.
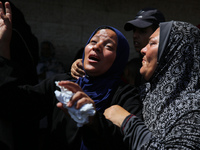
[85, 68, 98, 77]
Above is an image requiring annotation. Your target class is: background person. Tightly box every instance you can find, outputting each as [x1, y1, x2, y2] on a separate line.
[0, 1, 39, 150]
[104, 21, 200, 149]
[37, 41, 65, 83]
[124, 7, 165, 56]
[121, 58, 142, 86]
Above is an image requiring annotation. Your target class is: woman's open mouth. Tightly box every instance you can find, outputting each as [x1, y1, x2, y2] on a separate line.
[88, 54, 100, 62]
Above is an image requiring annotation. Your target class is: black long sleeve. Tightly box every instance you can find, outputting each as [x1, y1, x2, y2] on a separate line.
[0, 57, 81, 150]
[121, 115, 151, 150]
[121, 111, 200, 150]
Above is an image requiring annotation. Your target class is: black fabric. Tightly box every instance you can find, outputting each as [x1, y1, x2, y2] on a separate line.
[82, 83, 143, 150]
[157, 21, 172, 62]
[0, 60, 80, 150]
[0, 1, 39, 150]
[121, 115, 152, 150]
[0, 57, 143, 150]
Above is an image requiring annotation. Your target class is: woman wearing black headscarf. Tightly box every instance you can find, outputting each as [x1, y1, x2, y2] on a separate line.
[104, 21, 200, 149]
[0, 2, 142, 150]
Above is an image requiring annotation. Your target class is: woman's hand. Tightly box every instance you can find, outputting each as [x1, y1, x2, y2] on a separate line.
[104, 105, 130, 127]
[0, 1, 12, 59]
[70, 59, 85, 79]
[56, 80, 95, 109]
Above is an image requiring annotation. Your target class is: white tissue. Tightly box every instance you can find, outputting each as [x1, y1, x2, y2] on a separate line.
[54, 81, 96, 127]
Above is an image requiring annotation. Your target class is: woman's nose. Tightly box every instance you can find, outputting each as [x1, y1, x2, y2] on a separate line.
[93, 43, 102, 52]
[141, 46, 147, 56]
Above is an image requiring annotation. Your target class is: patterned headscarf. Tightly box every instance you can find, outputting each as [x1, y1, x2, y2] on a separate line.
[140, 21, 200, 149]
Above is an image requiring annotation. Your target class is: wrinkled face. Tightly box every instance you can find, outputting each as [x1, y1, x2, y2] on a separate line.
[133, 26, 154, 52]
[140, 28, 160, 81]
[84, 29, 117, 76]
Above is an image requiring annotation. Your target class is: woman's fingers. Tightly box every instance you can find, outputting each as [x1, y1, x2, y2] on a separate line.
[0, 2, 12, 21]
[0, 2, 12, 59]
[5, 2, 12, 21]
[71, 67, 83, 79]
[76, 60, 85, 75]
[71, 59, 85, 79]
[56, 102, 70, 115]
[0, 2, 5, 14]
[58, 81, 94, 109]
[67, 91, 94, 109]
[58, 80, 82, 93]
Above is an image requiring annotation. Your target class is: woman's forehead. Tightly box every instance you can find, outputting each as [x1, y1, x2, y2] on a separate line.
[95, 29, 117, 38]
[92, 29, 118, 44]
[150, 27, 160, 39]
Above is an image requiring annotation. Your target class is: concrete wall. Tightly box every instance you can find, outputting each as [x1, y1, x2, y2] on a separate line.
[11, 0, 200, 71]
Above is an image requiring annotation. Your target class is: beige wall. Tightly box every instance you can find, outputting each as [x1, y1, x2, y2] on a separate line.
[11, 0, 200, 70]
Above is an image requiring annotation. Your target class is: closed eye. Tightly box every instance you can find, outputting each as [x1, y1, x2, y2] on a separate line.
[106, 44, 114, 50]
[90, 40, 97, 45]
[149, 42, 156, 46]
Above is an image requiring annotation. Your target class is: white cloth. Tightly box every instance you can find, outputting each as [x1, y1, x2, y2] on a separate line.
[54, 81, 96, 127]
